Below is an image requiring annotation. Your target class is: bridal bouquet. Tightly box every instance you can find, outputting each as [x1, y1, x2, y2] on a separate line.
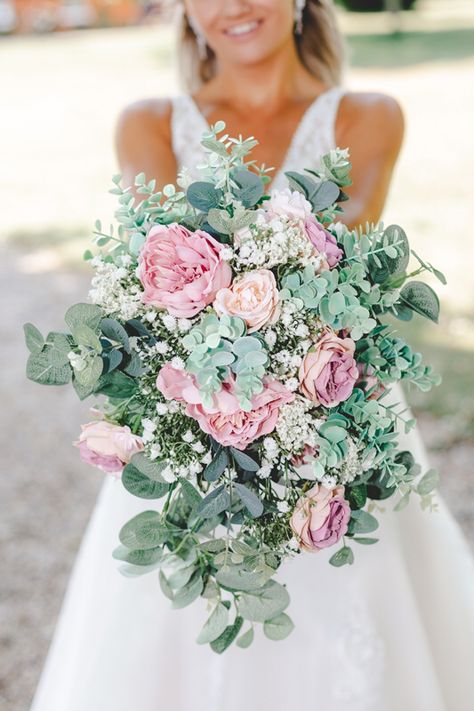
[25, 120, 443, 652]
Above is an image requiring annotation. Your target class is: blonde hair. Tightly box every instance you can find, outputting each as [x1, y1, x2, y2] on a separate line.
[176, 1, 347, 93]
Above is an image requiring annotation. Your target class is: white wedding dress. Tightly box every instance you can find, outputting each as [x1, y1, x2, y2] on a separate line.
[31, 86, 474, 711]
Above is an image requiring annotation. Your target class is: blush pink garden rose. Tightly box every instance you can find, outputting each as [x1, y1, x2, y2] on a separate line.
[299, 332, 359, 407]
[290, 483, 350, 552]
[156, 365, 294, 450]
[138, 223, 232, 318]
[303, 217, 343, 270]
[213, 269, 280, 333]
[74, 421, 144, 476]
[265, 188, 313, 221]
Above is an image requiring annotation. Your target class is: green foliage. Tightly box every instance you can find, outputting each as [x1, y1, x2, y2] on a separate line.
[210, 616, 244, 654]
[65, 303, 103, 333]
[186, 181, 224, 212]
[397, 281, 440, 324]
[356, 327, 441, 391]
[25, 330, 73, 386]
[347, 509, 379, 535]
[329, 546, 355, 567]
[183, 314, 268, 409]
[119, 510, 169, 550]
[230, 167, 265, 207]
[234, 482, 264, 518]
[23, 323, 44, 354]
[196, 602, 229, 644]
[237, 580, 290, 623]
[284, 171, 340, 212]
[263, 612, 295, 641]
[280, 263, 376, 340]
[366, 224, 410, 284]
[196, 484, 231, 518]
[122, 454, 170, 499]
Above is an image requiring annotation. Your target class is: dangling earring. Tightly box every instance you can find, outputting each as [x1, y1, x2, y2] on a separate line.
[294, 0, 307, 35]
[187, 14, 207, 60]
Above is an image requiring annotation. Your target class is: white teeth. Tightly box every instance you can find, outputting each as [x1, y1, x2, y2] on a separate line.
[226, 21, 259, 36]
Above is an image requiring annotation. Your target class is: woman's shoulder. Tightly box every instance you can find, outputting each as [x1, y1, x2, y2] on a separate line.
[115, 97, 175, 147]
[338, 89, 405, 148]
[115, 97, 178, 184]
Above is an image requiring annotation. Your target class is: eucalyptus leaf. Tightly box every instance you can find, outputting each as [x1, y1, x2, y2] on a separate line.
[230, 448, 260, 472]
[172, 570, 203, 609]
[263, 612, 295, 641]
[72, 324, 102, 351]
[237, 580, 290, 623]
[65, 303, 102, 333]
[74, 354, 103, 387]
[196, 602, 229, 644]
[216, 565, 272, 592]
[329, 546, 354, 567]
[101, 318, 131, 353]
[204, 447, 229, 482]
[348, 510, 379, 535]
[233, 482, 264, 518]
[352, 537, 379, 545]
[159, 570, 174, 600]
[187, 181, 223, 212]
[196, 484, 231, 518]
[112, 544, 164, 566]
[417, 468, 439, 496]
[119, 510, 168, 550]
[122, 462, 169, 499]
[399, 281, 440, 324]
[236, 626, 254, 649]
[23, 323, 44, 354]
[26, 349, 71, 386]
[210, 616, 244, 654]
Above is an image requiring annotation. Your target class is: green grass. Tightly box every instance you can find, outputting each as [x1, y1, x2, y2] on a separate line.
[346, 28, 474, 67]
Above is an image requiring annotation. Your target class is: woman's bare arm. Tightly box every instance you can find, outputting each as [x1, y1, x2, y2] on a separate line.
[335, 92, 405, 230]
[115, 98, 177, 193]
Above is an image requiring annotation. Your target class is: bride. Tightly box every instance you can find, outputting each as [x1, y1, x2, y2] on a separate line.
[31, 2, 474, 710]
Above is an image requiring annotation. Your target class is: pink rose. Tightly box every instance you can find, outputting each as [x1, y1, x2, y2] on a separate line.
[291, 444, 317, 468]
[138, 223, 232, 318]
[185, 376, 294, 450]
[214, 269, 280, 333]
[299, 332, 358, 407]
[304, 217, 343, 270]
[74, 421, 144, 476]
[290, 483, 350, 551]
[265, 188, 313, 220]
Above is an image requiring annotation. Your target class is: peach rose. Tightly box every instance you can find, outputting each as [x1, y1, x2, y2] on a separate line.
[290, 483, 350, 551]
[74, 421, 143, 476]
[299, 332, 358, 407]
[213, 269, 280, 333]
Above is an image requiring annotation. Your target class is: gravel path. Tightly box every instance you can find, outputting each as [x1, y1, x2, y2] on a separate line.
[1, 243, 473, 711]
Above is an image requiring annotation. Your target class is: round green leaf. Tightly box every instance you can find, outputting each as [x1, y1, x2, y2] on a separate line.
[119, 510, 168, 550]
[122, 462, 169, 499]
[263, 612, 295, 641]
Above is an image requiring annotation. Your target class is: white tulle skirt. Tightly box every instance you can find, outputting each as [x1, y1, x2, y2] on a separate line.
[31, 389, 474, 711]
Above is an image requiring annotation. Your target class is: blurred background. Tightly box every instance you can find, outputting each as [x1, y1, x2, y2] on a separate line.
[1, 1, 473, 708]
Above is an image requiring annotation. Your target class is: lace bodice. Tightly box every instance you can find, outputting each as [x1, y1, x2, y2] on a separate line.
[170, 86, 347, 190]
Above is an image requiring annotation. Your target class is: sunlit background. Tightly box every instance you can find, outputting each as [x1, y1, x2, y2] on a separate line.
[1, 1, 474, 708]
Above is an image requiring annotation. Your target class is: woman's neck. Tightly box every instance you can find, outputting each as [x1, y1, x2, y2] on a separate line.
[202, 41, 325, 115]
